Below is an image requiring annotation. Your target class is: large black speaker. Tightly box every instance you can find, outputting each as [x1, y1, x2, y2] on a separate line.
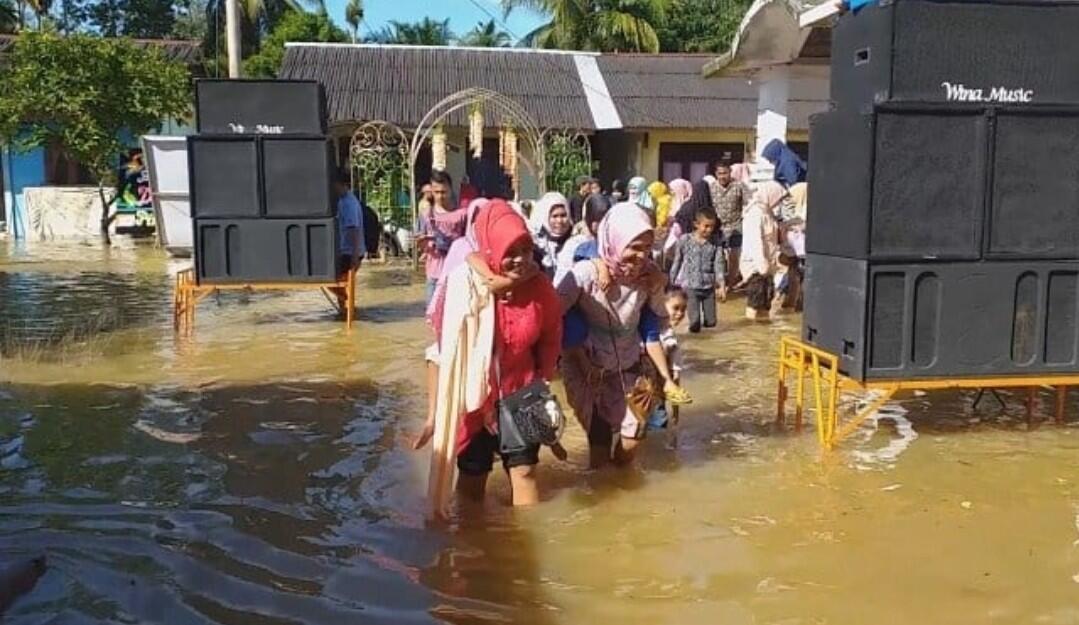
[808, 106, 1079, 261]
[194, 218, 339, 284]
[261, 136, 335, 218]
[807, 107, 988, 260]
[188, 136, 262, 218]
[831, 0, 1079, 113]
[803, 254, 1079, 381]
[195, 79, 327, 135]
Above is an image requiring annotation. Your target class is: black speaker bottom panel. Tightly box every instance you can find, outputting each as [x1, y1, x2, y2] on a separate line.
[195, 218, 339, 285]
[803, 255, 1079, 381]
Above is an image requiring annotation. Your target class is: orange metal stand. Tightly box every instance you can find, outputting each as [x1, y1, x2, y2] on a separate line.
[172, 268, 357, 334]
[777, 336, 1078, 450]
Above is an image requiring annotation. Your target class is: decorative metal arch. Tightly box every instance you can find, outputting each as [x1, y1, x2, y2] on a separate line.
[349, 121, 412, 258]
[539, 128, 593, 199]
[408, 88, 546, 233]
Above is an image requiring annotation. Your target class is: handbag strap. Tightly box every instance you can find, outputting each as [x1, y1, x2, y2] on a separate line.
[596, 282, 631, 399]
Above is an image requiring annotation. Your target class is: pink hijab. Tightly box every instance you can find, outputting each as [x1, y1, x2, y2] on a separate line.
[597, 202, 653, 277]
[731, 163, 751, 184]
[425, 198, 489, 325]
[667, 178, 692, 220]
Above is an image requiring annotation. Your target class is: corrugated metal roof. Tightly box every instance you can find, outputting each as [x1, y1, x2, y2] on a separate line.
[279, 44, 828, 131]
[281, 44, 595, 130]
[598, 53, 825, 129]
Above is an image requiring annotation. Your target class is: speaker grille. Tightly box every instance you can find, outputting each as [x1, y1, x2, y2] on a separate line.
[870, 112, 985, 259]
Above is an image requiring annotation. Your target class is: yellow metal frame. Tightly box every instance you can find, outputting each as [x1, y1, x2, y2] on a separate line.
[777, 336, 1079, 450]
[172, 268, 357, 335]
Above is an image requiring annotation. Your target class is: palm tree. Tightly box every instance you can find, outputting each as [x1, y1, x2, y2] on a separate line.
[372, 17, 454, 46]
[459, 19, 512, 47]
[505, 0, 667, 53]
[26, 0, 50, 30]
[344, 0, 362, 43]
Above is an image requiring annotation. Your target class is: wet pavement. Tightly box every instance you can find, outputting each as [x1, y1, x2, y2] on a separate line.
[1, 240, 1078, 624]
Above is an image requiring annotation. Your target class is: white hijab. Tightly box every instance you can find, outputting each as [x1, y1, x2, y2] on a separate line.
[529, 191, 569, 235]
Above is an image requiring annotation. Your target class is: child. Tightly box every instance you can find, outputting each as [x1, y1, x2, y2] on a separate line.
[563, 230, 691, 408]
[647, 287, 688, 431]
[669, 209, 726, 333]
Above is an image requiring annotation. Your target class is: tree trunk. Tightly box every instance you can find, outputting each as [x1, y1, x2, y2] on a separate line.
[98, 181, 112, 246]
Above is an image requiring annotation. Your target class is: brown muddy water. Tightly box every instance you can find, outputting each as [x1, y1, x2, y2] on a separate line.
[1, 240, 1078, 625]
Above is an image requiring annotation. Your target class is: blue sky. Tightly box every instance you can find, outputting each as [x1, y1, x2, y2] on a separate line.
[322, 0, 548, 43]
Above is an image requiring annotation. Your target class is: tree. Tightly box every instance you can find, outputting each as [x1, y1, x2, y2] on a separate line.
[505, 0, 668, 53]
[371, 17, 453, 46]
[172, 0, 208, 41]
[0, 0, 17, 32]
[656, 0, 750, 53]
[343, 0, 361, 43]
[26, 0, 50, 29]
[243, 8, 346, 77]
[0, 33, 191, 242]
[68, 0, 177, 37]
[460, 19, 511, 47]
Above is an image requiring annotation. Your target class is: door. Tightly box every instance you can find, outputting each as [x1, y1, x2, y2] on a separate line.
[659, 142, 746, 183]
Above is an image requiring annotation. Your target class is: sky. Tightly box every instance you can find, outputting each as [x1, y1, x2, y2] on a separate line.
[321, 0, 548, 43]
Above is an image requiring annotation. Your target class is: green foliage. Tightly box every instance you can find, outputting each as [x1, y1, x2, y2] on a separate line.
[370, 17, 453, 46]
[545, 134, 592, 198]
[243, 8, 346, 77]
[508, 0, 668, 52]
[656, 0, 750, 53]
[171, 0, 208, 41]
[460, 19, 511, 47]
[65, 0, 176, 37]
[0, 32, 190, 189]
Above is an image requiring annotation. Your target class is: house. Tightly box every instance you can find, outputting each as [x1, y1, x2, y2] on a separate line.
[279, 42, 829, 197]
[703, 0, 834, 158]
[0, 35, 201, 239]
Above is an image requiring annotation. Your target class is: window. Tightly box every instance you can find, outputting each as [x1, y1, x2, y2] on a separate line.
[45, 142, 94, 185]
[658, 142, 746, 183]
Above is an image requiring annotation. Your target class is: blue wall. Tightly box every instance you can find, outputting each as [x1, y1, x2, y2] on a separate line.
[1, 118, 192, 239]
[2, 145, 46, 240]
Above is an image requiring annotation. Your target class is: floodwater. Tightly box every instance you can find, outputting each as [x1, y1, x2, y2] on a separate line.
[1, 240, 1078, 625]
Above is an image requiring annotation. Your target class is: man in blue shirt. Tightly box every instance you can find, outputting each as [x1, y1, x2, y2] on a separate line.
[334, 170, 366, 274]
[332, 170, 366, 314]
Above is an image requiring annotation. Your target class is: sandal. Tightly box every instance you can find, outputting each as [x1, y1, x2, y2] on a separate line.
[664, 381, 693, 405]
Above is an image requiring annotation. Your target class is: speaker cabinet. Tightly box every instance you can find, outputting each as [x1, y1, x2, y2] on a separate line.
[261, 136, 335, 218]
[807, 107, 988, 261]
[989, 110, 1079, 258]
[188, 136, 261, 218]
[809, 107, 1079, 261]
[803, 254, 1079, 381]
[195, 218, 339, 284]
[195, 79, 327, 135]
[830, 0, 1079, 113]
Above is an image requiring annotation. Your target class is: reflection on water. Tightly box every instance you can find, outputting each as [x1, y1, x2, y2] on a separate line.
[2, 241, 1079, 624]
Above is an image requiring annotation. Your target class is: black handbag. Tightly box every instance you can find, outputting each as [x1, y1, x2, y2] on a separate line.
[495, 364, 566, 455]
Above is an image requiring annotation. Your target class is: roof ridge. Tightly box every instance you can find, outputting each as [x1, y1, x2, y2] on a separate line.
[284, 42, 600, 57]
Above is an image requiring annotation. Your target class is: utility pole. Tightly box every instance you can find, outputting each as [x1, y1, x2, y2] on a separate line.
[226, 0, 242, 78]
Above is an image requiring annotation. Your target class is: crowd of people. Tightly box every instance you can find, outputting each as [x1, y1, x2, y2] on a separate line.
[408, 139, 808, 516]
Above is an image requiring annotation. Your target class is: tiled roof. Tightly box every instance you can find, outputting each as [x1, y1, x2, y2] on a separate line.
[280, 44, 829, 131]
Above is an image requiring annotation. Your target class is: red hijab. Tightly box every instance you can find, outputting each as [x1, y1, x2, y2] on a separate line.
[474, 199, 532, 273]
